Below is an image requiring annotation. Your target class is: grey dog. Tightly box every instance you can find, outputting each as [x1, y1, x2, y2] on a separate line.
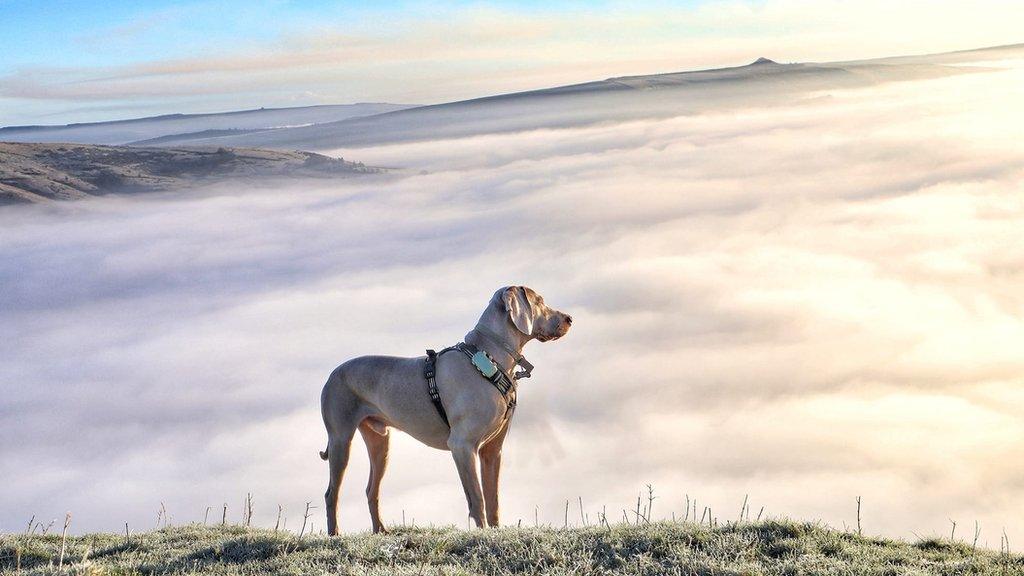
[319, 285, 572, 535]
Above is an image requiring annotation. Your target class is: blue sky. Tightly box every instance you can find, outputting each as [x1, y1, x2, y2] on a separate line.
[1, 0, 1022, 126]
[2, 1, 414, 68]
[0, 1, 633, 69]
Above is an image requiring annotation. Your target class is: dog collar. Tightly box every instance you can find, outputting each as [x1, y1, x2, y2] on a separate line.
[470, 326, 534, 380]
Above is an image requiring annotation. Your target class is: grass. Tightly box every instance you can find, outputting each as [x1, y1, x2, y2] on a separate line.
[2, 520, 1022, 575]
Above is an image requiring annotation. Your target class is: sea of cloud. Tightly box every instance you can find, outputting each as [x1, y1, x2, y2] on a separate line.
[2, 60, 1024, 544]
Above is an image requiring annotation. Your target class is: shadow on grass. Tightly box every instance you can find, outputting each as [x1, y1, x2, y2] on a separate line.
[180, 535, 312, 565]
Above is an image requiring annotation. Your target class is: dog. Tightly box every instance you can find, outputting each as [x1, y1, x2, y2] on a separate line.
[319, 285, 572, 535]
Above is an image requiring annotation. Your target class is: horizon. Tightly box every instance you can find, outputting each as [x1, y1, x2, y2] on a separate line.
[4, 0, 1024, 126]
[2, 41, 1022, 131]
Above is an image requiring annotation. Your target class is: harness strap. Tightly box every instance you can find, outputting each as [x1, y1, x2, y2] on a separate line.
[424, 342, 518, 429]
[424, 349, 450, 428]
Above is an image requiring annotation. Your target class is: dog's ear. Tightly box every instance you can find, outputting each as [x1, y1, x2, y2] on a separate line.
[503, 286, 535, 336]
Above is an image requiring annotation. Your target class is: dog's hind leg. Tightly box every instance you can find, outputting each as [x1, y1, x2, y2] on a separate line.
[359, 418, 391, 534]
[322, 373, 362, 537]
[324, 429, 355, 536]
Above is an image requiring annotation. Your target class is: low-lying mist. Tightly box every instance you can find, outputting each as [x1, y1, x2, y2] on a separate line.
[2, 59, 1024, 544]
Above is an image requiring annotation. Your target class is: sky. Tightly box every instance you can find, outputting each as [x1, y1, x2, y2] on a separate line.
[4, 0, 1024, 125]
[2, 44, 1024, 546]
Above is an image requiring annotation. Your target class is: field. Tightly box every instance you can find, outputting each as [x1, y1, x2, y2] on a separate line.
[3, 519, 1022, 575]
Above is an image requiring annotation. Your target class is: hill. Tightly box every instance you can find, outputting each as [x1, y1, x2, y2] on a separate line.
[4, 44, 1021, 156]
[1, 521, 1020, 575]
[134, 43, 1024, 151]
[7, 45, 1023, 155]
[0, 103, 415, 147]
[0, 142, 381, 204]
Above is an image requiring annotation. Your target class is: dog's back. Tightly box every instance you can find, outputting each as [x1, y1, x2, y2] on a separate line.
[321, 354, 451, 451]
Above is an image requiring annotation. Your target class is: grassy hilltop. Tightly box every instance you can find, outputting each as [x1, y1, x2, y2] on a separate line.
[3, 520, 1022, 576]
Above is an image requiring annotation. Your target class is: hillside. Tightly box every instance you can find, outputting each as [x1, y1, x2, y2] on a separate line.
[0, 142, 381, 204]
[1, 521, 1020, 575]
[134, 44, 1024, 151]
[0, 103, 415, 146]
[6, 45, 1021, 155]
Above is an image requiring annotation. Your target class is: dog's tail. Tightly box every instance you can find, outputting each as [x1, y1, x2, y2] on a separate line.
[319, 446, 328, 460]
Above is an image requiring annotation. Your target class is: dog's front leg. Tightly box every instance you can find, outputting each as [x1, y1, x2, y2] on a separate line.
[448, 436, 487, 528]
[480, 422, 509, 527]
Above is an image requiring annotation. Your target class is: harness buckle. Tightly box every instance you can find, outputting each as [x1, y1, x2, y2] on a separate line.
[514, 357, 533, 380]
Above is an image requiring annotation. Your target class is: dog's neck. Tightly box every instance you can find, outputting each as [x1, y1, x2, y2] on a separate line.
[465, 321, 529, 375]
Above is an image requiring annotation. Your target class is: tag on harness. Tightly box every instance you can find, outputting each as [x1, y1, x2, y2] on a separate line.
[471, 350, 499, 378]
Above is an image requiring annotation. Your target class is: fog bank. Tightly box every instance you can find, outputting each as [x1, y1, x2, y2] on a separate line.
[2, 59, 1024, 546]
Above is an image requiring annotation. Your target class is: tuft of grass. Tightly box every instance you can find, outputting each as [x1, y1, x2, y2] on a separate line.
[1, 520, 1021, 575]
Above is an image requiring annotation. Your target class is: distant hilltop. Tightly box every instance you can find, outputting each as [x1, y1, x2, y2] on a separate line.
[3, 42, 1023, 154]
[0, 103, 415, 146]
[0, 142, 382, 204]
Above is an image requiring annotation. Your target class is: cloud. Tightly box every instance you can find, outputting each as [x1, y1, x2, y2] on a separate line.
[2, 57, 1024, 546]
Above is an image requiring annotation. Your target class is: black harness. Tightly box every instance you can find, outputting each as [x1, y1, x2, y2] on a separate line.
[424, 341, 518, 428]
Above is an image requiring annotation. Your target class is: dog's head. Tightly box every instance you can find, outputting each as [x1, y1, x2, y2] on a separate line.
[500, 285, 572, 342]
